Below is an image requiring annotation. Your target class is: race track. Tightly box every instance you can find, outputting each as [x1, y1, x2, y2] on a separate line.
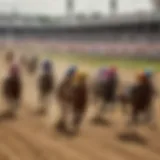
[0, 55, 160, 160]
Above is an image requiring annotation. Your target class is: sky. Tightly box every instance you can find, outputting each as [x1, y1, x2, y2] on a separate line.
[0, 0, 153, 16]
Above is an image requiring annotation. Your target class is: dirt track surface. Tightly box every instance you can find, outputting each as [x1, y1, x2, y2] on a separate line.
[0, 55, 160, 160]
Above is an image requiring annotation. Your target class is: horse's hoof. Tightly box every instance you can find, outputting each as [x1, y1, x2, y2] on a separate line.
[55, 122, 67, 133]
[36, 108, 46, 115]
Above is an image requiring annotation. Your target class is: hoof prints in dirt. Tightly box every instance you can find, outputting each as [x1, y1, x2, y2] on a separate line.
[91, 117, 112, 127]
[0, 111, 17, 122]
[55, 121, 80, 138]
[117, 131, 148, 145]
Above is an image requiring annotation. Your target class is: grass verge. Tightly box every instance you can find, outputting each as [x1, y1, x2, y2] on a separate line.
[43, 53, 160, 71]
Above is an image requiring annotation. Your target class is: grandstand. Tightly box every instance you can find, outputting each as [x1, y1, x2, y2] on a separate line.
[0, 10, 160, 58]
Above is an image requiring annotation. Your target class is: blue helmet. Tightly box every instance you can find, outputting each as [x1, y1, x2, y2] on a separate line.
[65, 65, 77, 77]
[144, 68, 153, 78]
[42, 59, 52, 72]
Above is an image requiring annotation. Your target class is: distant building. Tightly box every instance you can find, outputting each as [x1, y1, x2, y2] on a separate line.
[90, 11, 102, 19]
[66, 0, 74, 17]
[109, 0, 118, 14]
[151, 0, 160, 11]
[76, 13, 87, 21]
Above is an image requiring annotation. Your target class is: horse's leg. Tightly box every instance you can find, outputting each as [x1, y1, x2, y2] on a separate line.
[73, 106, 85, 134]
[44, 93, 53, 112]
[98, 99, 108, 119]
[119, 95, 126, 114]
[145, 105, 157, 129]
[130, 106, 139, 126]
[56, 101, 68, 131]
[122, 100, 129, 115]
[7, 99, 19, 117]
[38, 93, 46, 114]
[108, 101, 115, 113]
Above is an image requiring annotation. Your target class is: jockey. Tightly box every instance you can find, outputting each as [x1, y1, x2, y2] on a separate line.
[95, 67, 108, 83]
[105, 66, 117, 82]
[144, 68, 153, 79]
[41, 59, 53, 74]
[57, 65, 78, 102]
[73, 71, 88, 86]
[98, 67, 107, 75]
[136, 72, 147, 84]
[108, 66, 117, 76]
[65, 65, 78, 78]
[71, 71, 88, 134]
[9, 63, 20, 77]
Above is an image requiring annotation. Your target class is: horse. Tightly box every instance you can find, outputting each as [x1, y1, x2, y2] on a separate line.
[37, 60, 55, 114]
[2, 64, 22, 117]
[56, 65, 78, 132]
[27, 55, 38, 74]
[5, 50, 14, 64]
[70, 72, 88, 134]
[92, 67, 118, 121]
[119, 72, 156, 126]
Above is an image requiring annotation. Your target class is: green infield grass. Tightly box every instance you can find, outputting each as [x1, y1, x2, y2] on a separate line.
[43, 53, 160, 71]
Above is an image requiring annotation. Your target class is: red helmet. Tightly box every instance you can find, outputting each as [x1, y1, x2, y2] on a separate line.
[109, 66, 117, 74]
